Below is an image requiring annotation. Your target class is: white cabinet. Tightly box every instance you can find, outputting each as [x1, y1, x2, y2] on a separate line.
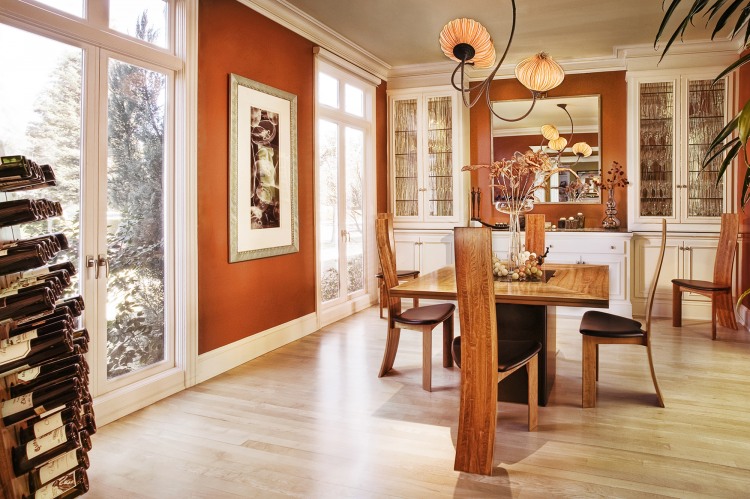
[492, 231, 633, 317]
[632, 232, 720, 319]
[388, 86, 469, 229]
[626, 70, 734, 231]
[394, 230, 454, 275]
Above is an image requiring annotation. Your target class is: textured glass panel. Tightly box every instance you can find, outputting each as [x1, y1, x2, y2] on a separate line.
[393, 99, 418, 216]
[687, 79, 725, 217]
[427, 96, 452, 217]
[639, 82, 674, 217]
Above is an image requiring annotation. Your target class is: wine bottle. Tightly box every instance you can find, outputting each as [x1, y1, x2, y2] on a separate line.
[21, 261, 77, 279]
[15, 307, 75, 329]
[0, 244, 51, 275]
[0, 155, 35, 180]
[0, 288, 56, 321]
[9, 365, 83, 398]
[81, 412, 96, 436]
[71, 337, 87, 354]
[78, 430, 92, 452]
[0, 329, 73, 377]
[18, 405, 84, 445]
[1, 352, 84, 386]
[8, 318, 72, 341]
[0, 199, 42, 226]
[1, 376, 81, 426]
[0, 339, 74, 379]
[1, 163, 56, 192]
[24, 467, 89, 499]
[12, 423, 81, 476]
[27, 448, 89, 494]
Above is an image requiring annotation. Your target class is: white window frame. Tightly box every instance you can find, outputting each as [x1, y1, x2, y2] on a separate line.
[314, 48, 379, 327]
[0, 0, 198, 425]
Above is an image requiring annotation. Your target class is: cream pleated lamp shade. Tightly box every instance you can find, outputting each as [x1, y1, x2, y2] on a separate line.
[515, 52, 565, 93]
[439, 18, 496, 68]
[548, 136, 568, 151]
[572, 142, 593, 157]
[540, 124, 560, 141]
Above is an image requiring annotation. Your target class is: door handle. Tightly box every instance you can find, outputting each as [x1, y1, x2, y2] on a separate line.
[86, 255, 98, 279]
[97, 254, 109, 278]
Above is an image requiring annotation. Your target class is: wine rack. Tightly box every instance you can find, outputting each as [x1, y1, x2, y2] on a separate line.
[0, 156, 91, 499]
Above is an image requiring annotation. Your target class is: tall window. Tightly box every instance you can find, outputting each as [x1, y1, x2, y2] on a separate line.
[315, 54, 377, 323]
[0, 0, 187, 408]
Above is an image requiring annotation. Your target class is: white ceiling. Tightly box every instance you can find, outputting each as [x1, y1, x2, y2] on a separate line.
[282, 0, 722, 68]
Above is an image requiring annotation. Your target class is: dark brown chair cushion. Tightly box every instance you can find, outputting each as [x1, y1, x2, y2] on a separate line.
[579, 310, 644, 338]
[672, 278, 731, 292]
[395, 303, 455, 326]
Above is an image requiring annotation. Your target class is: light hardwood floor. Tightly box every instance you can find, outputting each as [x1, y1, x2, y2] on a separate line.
[87, 306, 750, 498]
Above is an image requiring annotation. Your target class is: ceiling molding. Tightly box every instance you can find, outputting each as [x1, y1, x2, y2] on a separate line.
[493, 125, 599, 138]
[388, 38, 744, 88]
[235, 0, 390, 81]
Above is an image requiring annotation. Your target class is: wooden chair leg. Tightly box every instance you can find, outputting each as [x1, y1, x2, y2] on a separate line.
[715, 291, 738, 330]
[413, 298, 419, 309]
[711, 296, 718, 340]
[595, 344, 599, 381]
[378, 277, 385, 319]
[582, 335, 597, 408]
[442, 315, 454, 368]
[527, 355, 538, 431]
[422, 326, 432, 391]
[672, 284, 682, 327]
[378, 326, 401, 378]
[646, 342, 665, 408]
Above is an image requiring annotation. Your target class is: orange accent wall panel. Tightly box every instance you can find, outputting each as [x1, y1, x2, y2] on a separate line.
[470, 72, 627, 229]
[377, 82, 388, 212]
[198, 0, 316, 354]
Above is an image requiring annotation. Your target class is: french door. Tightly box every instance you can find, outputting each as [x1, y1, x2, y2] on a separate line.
[0, 22, 175, 401]
[315, 57, 376, 325]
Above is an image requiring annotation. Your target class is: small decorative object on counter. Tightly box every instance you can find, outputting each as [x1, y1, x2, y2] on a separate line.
[593, 161, 629, 229]
[576, 212, 585, 228]
[558, 217, 566, 229]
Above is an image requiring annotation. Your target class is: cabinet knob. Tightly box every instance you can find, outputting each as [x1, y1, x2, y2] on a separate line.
[610, 245, 616, 250]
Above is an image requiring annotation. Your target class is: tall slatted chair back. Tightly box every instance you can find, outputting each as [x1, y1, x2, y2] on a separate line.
[376, 217, 401, 318]
[714, 213, 739, 286]
[453, 226, 499, 475]
[524, 214, 546, 257]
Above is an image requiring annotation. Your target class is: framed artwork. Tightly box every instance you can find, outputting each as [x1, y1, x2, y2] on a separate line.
[229, 73, 298, 262]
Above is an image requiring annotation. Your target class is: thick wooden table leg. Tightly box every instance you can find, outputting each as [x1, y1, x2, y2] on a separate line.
[672, 284, 682, 327]
[582, 335, 597, 408]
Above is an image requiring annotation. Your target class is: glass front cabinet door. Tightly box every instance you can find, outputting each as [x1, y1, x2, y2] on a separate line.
[627, 71, 734, 231]
[388, 87, 468, 229]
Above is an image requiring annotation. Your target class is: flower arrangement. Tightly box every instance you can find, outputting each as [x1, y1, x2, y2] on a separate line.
[462, 150, 577, 211]
[592, 161, 629, 191]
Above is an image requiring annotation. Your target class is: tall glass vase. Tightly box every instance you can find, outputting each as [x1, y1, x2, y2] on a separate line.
[507, 211, 523, 271]
[602, 188, 621, 229]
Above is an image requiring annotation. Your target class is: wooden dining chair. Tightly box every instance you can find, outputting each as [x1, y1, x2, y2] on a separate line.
[375, 213, 419, 319]
[376, 217, 454, 391]
[452, 226, 541, 475]
[579, 219, 667, 408]
[672, 212, 739, 340]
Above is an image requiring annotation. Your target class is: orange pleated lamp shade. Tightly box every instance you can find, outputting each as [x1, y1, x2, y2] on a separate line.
[439, 18, 496, 68]
[541, 124, 560, 141]
[515, 52, 565, 93]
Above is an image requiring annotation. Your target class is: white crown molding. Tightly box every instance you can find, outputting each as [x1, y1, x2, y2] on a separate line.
[493, 125, 599, 137]
[388, 38, 745, 88]
[235, 0, 390, 81]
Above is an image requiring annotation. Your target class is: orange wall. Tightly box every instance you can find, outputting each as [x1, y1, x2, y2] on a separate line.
[376, 82, 388, 212]
[470, 72, 628, 229]
[197, 0, 316, 355]
[197, 0, 388, 354]
[737, 49, 750, 304]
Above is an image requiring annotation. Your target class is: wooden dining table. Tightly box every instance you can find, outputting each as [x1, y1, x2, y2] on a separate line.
[389, 263, 609, 406]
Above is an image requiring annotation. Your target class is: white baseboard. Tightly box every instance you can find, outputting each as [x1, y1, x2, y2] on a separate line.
[93, 368, 186, 426]
[318, 294, 376, 328]
[738, 303, 749, 331]
[195, 312, 318, 384]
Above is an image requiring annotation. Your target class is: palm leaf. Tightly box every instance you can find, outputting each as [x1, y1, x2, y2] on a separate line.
[742, 158, 750, 205]
[712, 0, 746, 37]
[702, 113, 741, 164]
[707, 0, 733, 19]
[738, 98, 750, 145]
[714, 140, 742, 180]
[703, 137, 740, 166]
[713, 52, 750, 82]
[732, 6, 750, 37]
[655, 0, 690, 47]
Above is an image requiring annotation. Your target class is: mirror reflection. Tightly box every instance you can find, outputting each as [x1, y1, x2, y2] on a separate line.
[491, 95, 601, 203]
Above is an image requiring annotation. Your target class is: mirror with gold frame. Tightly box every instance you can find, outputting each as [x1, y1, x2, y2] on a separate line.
[491, 95, 601, 204]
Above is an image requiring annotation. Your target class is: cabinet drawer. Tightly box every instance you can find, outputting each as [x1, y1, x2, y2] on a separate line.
[546, 235, 628, 255]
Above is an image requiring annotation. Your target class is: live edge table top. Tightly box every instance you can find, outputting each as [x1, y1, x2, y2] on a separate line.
[389, 263, 609, 309]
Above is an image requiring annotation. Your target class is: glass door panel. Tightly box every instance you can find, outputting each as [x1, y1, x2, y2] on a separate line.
[345, 127, 364, 294]
[0, 25, 83, 297]
[639, 81, 674, 217]
[393, 99, 418, 217]
[427, 96, 452, 217]
[686, 79, 725, 218]
[105, 58, 167, 379]
[318, 119, 340, 302]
